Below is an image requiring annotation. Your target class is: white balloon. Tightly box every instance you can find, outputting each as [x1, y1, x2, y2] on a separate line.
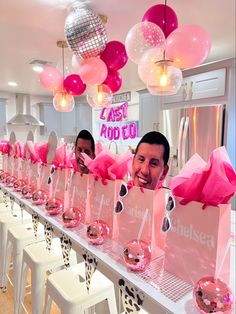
[125, 21, 165, 64]
[138, 47, 164, 83]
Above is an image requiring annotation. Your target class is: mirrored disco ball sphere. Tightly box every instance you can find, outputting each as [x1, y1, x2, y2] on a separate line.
[65, 6, 107, 59]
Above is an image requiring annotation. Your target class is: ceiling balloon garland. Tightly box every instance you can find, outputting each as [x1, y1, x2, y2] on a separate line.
[39, 4, 128, 111]
[125, 1, 212, 96]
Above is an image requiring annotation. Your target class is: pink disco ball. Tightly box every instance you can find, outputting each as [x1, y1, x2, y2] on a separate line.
[62, 207, 82, 228]
[193, 276, 234, 314]
[13, 179, 26, 192]
[32, 189, 48, 206]
[0, 171, 9, 182]
[123, 240, 151, 272]
[86, 220, 110, 245]
[5, 175, 17, 187]
[21, 185, 33, 199]
[45, 197, 63, 215]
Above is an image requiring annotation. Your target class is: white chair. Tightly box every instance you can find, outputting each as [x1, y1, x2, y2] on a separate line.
[44, 262, 118, 314]
[0, 210, 32, 288]
[18, 238, 66, 314]
[4, 222, 45, 314]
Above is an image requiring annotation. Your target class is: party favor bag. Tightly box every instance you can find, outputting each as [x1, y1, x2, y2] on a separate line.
[114, 184, 167, 260]
[66, 172, 91, 224]
[50, 167, 69, 206]
[89, 176, 120, 232]
[164, 198, 231, 285]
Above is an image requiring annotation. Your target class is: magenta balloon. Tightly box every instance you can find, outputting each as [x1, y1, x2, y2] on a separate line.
[64, 74, 86, 96]
[165, 24, 212, 68]
[142, 4, 178, 38]
[39, 67, 63, 92]
[100, 41, 128, 70]
[103, 69, 122, 93]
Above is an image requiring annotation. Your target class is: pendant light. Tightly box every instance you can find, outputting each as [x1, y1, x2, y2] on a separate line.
[147, 0, 183, 96]
[53, 41, 75, 112]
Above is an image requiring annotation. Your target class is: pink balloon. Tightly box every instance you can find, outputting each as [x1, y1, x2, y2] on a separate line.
[103, 69, 122, 93]
[78, 57, 108, 85]
[39, 67, 63, 92]
[100, 41, 128, 70]
[165, 24, 211, 68]
[142, 4, 178, 38]
[64, 74, 86, 96]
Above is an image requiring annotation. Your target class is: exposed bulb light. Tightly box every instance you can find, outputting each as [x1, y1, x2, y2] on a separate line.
[147, 60, 183, 96]
[32, 65, 44, 73]
[8, 81, 18, 86]
[53, 91, 75, 112]
[86, 84, 113, 108]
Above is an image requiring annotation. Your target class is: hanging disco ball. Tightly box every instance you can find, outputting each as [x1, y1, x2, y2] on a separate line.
[65, 6, 107, 59]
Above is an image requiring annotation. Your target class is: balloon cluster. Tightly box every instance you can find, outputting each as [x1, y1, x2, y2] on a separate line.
[125, 4, 211, 95]
[39, 6, 128, 109]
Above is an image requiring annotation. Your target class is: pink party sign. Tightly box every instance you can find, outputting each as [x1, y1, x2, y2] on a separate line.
[164, 198, 230, 285]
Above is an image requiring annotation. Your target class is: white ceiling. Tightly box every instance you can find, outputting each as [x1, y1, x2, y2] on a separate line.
[0, 0, 235, 96]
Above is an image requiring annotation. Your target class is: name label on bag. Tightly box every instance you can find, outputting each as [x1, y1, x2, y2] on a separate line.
[170, 217, 215, 248]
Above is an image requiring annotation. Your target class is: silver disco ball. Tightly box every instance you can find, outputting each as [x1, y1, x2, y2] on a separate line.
[65, 6, 107, 59]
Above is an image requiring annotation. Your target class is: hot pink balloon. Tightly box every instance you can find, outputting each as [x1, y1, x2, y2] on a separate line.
[100, 41, 128, 70]
[165, 24, 211, 68]
[39, 67, 63, 92]
[103, 69, 122, 93]
[64, 74, 86, 96]
[142, 4, 178, 38]
[78, 57, 108, 85]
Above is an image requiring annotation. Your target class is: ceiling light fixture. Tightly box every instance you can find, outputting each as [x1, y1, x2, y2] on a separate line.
[8, 81, 18, 87]
[32, 65, 44, 73]
[53, 40, 75, 112]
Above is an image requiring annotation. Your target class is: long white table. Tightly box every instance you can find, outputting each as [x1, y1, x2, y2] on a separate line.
[1, 183, 235, 314]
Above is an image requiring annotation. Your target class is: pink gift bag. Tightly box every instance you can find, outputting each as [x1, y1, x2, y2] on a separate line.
[28, 161, 40, 191]
[66, 172, 92, 224]
[37, 163, 52, 196]
[50, 167, 69, 206]
[113, 184, 167, 260]
[164, 197, 231, 285]
[89, 177, 120, 232]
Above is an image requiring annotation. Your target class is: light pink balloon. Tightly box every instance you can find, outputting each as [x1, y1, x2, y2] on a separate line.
[39, 67, 63, 92]
[78, 57, 108, 85]
[165, 24, 211, 68]
[138, 46, 164, 83]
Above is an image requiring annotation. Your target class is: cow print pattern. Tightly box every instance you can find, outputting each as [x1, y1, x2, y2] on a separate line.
[60, 233, 72, 268]
[32, 213, 39, 239]
[47, 165, 55, 185]
[3, 192, 9, 210]
[119, 278, 145, 314]
[44, 221, 53, 251]
[82, 249, 98, 292]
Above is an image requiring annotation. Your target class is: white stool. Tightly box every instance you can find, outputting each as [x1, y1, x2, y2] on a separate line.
[121, 310, 148, 314]
[19, 238, 65, 314]
[4, 222, 45, 314]
[0, 201, 20, 213]
[44, 263, 118, 314]
[0, 210, 32, 288]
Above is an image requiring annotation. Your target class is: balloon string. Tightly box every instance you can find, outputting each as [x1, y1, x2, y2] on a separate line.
[163, 0, 167, 60]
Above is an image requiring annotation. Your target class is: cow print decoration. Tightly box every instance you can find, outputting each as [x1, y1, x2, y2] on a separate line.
[32, 213, 39, 239]
[9, 196, 14, 214]
[3, 192, 9, 210]
[82, 249, 98, 292]
[44, 221, 54, 251]
[47, 164, 55, 185]
[60, 233, 72, 268]
[119, 278, 145, 314]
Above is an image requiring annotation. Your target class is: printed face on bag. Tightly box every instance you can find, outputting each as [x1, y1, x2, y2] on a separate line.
[132, 143, 168, 190]
[75, 138, 95, 174]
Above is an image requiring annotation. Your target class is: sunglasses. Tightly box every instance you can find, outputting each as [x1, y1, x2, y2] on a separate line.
[114, 182, 128, 214]
[161, 189, 175, 233]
